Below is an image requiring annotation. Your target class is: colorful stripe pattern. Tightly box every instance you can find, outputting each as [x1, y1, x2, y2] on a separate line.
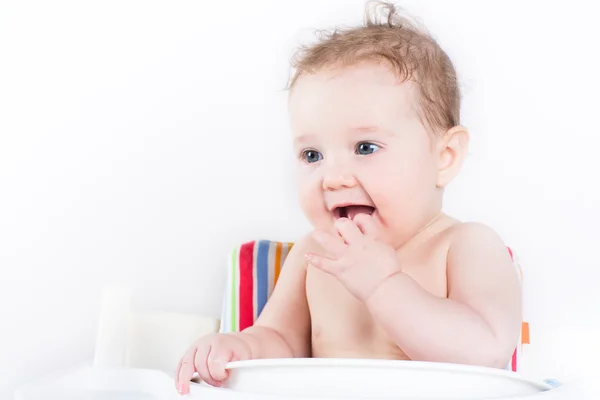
[219, 240, 529, 372]
[219, 240, 293, 333]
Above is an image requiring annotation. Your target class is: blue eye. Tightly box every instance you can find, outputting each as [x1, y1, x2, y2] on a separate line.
[302, 149, 323, 163]
[356, 142, 380, 155]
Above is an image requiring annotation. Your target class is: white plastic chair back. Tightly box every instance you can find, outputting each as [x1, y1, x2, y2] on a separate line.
[93, 284, 219, 374]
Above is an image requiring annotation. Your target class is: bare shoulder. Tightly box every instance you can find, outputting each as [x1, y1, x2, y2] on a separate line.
[443, 221, 522, 354]
[444, 221, 519, 296]
[291, 231, 319, 253]
[253, 231, 323, 307]
[285, 231, 322, 267]
[446, 221, 510, 256]
[446, 221, 501, 237]
[421, 220, 508, 261]
[263, 232, 315, 290]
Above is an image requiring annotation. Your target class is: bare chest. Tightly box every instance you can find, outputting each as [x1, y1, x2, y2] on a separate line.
[305, 242, 448, 357]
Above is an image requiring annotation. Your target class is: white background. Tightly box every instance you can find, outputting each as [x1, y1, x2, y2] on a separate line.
[1, 0, 599, 397]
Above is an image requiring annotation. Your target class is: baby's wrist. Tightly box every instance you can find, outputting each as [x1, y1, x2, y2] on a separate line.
[363, 269, 405, 304]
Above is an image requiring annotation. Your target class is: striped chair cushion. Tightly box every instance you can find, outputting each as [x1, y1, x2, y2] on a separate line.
[219, 240, 529, 372]
[219, 240, 293, 333]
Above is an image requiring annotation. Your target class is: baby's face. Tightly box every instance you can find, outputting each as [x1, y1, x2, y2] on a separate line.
[289, 62, 444, 247]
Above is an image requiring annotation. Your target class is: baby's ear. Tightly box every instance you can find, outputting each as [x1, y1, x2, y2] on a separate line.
[435, 126, 469, 188]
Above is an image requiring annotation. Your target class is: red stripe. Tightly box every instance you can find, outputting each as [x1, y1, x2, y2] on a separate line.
[239, 241, 255, 331]
[507, 246, 514, 260]
[511, 348, 517, 372]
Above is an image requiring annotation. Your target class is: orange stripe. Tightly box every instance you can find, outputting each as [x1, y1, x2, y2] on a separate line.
[274, 242, 282, 285]
[521, 322, 530, 344]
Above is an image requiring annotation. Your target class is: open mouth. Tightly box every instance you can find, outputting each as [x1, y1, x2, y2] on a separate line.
[333, 205, 376, 220]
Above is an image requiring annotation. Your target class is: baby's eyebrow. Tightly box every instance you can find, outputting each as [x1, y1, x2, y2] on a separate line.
[351, 126, 395, 137]
[292, 126, 395, 146]
[293, 134, 315, 146]
[354, 126, 379, 132]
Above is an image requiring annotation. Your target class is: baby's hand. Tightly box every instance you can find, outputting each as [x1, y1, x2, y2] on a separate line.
[175, 333, 252, 395]
[306, 215, 401, 302]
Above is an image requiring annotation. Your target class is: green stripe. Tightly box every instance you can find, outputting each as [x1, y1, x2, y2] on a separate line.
[230, 246, 238, 331]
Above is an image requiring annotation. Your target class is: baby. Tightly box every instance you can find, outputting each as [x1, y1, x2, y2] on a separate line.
[176, 1, 522, 394]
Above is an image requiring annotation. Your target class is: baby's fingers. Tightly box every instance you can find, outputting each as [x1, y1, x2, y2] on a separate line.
[207, 346, 234, 383]
[305, 253, 337, 276]
[196, 345, 224, 387]
[352, 213, 378, 239]
[176, 346, 198, 394]
[334, 217, 363, 245]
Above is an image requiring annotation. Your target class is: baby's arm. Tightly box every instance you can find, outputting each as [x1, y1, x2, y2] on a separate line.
[235, 235, 313, 359]
[176, 236, 312, 393]
[365, 223, 522, 368]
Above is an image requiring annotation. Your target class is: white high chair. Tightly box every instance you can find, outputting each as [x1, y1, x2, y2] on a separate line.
[92, 284, 220, 374]
[14, 248, 597, 399]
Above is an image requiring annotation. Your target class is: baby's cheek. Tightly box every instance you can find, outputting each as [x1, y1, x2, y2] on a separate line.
[301, 199, 329, 229]
[296, 185, 324, 223]
[371, 186, 414, 227]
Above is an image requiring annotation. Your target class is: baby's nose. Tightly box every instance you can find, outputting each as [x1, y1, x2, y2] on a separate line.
[322, 173, 357, 190]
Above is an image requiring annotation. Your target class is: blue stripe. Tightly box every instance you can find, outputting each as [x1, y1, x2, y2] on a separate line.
[256, 240, 270, 317]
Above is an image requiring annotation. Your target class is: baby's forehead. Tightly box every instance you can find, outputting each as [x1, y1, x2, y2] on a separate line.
[289, 69, 421, 135]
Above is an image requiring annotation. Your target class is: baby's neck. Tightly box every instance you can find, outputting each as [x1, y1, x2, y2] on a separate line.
[395, 211, 455, 250]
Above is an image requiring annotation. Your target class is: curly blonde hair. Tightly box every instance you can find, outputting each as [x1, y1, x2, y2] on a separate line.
[288, 1, 460, 135]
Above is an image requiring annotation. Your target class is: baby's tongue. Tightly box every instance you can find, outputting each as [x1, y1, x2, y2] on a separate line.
[345, 205, 373, 221]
